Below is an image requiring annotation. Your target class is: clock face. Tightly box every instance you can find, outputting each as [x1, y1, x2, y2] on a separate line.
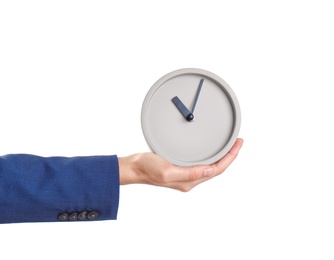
[141, 68, 241, 166]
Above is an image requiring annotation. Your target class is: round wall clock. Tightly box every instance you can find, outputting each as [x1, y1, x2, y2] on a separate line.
[141, 68, 241, 166]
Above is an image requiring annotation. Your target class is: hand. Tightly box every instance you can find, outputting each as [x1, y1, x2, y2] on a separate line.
[119, 138, 243, 192]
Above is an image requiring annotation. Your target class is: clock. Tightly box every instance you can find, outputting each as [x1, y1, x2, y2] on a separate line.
[141, 68, 241, 166]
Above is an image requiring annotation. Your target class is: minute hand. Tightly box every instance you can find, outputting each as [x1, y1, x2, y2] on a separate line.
[191, 78, 204, 114]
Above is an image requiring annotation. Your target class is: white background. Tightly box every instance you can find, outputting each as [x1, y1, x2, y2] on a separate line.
[1, 1, 333, 259]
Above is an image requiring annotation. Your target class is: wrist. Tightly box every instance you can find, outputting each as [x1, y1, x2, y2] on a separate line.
[118, 154, 142, 185]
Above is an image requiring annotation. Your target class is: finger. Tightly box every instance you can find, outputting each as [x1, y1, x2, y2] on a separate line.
[165, 165, 209, 183]
[176, 138, 244, 182]
[164, 138, 243, 184]
[179, 138, 244, 189]
[211, 138, 244, 176]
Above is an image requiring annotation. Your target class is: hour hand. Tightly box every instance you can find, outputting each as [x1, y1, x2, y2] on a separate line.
[172, 96, 194, 122]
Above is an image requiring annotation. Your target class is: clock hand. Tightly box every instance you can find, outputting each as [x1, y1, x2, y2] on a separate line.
[172, 96, 194, 122]
[191, 78, 204, 114]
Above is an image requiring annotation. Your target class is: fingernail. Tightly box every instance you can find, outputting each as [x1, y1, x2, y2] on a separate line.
[203, 168, 213, 177]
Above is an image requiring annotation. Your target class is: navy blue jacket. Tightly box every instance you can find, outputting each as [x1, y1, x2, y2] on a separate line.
[0, 154, 119, 224]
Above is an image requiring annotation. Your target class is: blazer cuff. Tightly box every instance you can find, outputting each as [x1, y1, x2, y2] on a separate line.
[0, 154, 120, 224]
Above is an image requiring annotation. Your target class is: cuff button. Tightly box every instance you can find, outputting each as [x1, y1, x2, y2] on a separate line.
[87, 211, 99, 220]
[78, 211, 88, 220]
[58, 213, 69, 221]
[69, 212, 78, 221]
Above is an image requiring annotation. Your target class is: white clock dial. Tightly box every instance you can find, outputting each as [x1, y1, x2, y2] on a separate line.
[141, 68, 241, 166]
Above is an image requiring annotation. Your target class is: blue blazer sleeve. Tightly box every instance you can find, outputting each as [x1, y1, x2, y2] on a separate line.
[0, 154, 120, 224]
